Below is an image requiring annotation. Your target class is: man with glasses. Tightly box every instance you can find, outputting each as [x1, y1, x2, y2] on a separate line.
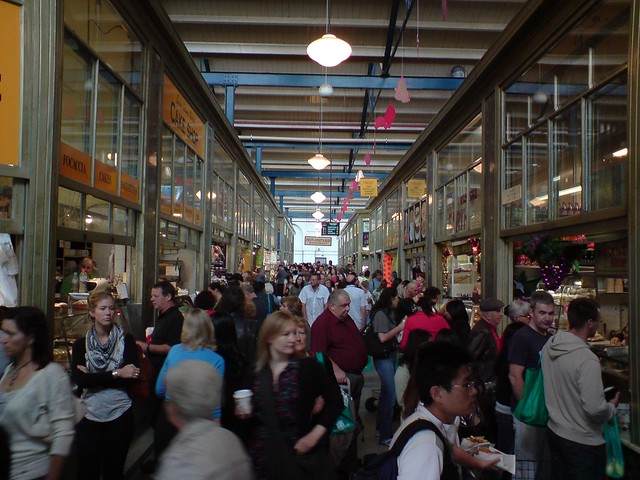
[541, 298, 620, 480]
[508, 291, 555, 480]
[392, 341, 494, 480]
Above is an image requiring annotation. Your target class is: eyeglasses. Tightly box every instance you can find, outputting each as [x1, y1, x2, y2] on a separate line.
[443, 381, 479, 392]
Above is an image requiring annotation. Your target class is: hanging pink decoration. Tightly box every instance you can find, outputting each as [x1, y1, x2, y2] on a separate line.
[341, 204, 348, 213]
[375, 104, 396, 130]
[394, 76, 410, 103]
[350, 180, 359, 190]
[365, 152, 371, 167]
[442, 0, 448, 20]
[337, 213, 343, 221]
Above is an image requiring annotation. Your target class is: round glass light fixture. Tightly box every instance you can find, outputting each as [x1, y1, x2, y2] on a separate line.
[307, 34, 352, 68]
[308, 153, 330, 170]
[319, 83, 333, 97]
[312, 208, 325, 220]
[310, 191, 327, 204]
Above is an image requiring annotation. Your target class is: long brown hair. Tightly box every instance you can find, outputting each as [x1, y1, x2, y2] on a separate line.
[255, 310, 297, 372]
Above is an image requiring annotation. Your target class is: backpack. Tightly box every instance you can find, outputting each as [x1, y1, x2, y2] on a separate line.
[353, 419, 457, 480]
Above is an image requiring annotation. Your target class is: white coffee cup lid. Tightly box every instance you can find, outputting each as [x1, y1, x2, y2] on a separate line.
[233, 389, 253, 398]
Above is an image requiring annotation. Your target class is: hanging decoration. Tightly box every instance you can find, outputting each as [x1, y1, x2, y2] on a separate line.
[521, 234, 586, 290]
[394, 76, 411, 103]
[375, 104, 396, 130]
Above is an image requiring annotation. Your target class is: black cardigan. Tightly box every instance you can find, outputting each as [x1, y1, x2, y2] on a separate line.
[71, 333, 138, 390]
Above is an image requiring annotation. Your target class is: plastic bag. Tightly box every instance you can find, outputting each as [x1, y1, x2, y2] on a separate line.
[513, 361, 549, 426]
[604, 415, 625, 478]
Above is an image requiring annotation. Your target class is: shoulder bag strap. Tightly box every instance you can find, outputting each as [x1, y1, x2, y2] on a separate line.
[390, 419, 450, 459]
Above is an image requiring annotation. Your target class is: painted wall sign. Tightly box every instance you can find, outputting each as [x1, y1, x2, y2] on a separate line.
[162, 74, 205, 158]
[407, 179, 426, 198]
[360, 178, 378, 197]
[304, 236, 332, 246]
[0, 1, 22, 166]
[120, 172, 139, 203]
[60, 142, 91, 184]
[94, 160, 118, 196]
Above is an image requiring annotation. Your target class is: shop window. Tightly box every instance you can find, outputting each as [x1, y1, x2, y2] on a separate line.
[64, 0, 143, 94]
[587, 76, 627, 210]
[553, 105, 582, 218]
[468, 163, 482, 230]
[112, 205, 130, 236]
[95, 67, 120, 168]
[160, 128, 173, 215]
[184, 149, 196, 223]
[61, 41, 93, 154]
[437, 114, 482, 187]
[525, 127, 549, 223]
[172, 139, 186, 219]
[503, 141, 523, 229]
[194, 158, 203, 225]
[444, 183, 455, 236]
[58, 187, 82, 229]
[85, 195, 110, 233]
[0, 177, 13, 219]
[122, 91, 141, 180]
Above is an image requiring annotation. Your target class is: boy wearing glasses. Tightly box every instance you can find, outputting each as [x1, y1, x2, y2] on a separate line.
[392, 342, 495, 480]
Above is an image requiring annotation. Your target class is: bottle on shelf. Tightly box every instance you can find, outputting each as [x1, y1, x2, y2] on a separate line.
[71, 272, 79, 293]
[79, 269, 88, 293]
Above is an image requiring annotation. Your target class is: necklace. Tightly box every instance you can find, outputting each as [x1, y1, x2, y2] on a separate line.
[9, 360, 32, 386]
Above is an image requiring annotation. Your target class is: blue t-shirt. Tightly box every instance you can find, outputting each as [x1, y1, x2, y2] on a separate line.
[156, 344, 225, 419]
[508, 324, 550, 369]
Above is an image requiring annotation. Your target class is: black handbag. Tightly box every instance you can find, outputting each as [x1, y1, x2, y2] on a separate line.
[362, 313, 395, 359]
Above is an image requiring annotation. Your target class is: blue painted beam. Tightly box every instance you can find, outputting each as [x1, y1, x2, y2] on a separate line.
[243, 141, 410, 150]
[263, 170, 387, 179]
[276, 190, 364, 198]
[287, 212, 353, 219]
[224, 85, 235, 123]
[203, 72, 463, 91]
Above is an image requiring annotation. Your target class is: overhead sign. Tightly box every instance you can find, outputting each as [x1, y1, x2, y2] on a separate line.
[407, 179, 426, 198]
[0, 1, 21, 166]
[60, 142, 91, 184]
[360, 178, 378, 197]
[304, 236, 332, 246]
[322, 222, 340, 236]
[162, 74, 206, 158]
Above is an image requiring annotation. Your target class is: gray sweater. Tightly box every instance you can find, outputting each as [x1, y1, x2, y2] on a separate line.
[541, 330, 616, 445]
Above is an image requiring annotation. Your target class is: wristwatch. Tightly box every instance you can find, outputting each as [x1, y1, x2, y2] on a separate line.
[112, 370, 119, 378]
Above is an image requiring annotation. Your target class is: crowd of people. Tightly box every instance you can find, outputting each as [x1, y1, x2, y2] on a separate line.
[0, 260, 622, 480]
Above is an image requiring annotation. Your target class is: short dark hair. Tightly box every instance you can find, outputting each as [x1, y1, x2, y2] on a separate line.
[423, 286, 441, 301]
[529, 290, 554, 309]
[567, 297, 600, 330]
[153, 281, 176, 301]
[253, 281, 266, 294]
[3, 307, 52, 368]
[208, 282, 226, 294]
[214, 286, 245, 316]
[194, 290, 216, 310]
[413, 341, 472, 406]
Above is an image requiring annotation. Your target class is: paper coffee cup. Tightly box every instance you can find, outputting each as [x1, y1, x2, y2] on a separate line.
[233, 389, 253, 414]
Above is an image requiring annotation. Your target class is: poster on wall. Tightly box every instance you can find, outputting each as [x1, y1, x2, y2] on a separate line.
[0, 1, 21, 166]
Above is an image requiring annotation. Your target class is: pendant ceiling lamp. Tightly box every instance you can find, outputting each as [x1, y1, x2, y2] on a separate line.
[310, 191, 327, 204]
[307, 0, 351, 68]
[312, 208, 325, 220]
[308, 153, 330, 170]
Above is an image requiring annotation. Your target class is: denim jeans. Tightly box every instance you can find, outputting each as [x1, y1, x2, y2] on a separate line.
[547, 428, 606, 480]
[373, 353, 397, 442]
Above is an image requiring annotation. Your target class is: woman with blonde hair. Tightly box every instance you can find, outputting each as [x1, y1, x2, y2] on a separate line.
[154, 309, 225, 455]
[156, 309, 225, 417]
[244, 311, 342, 480]
[71, 291, 140, 479]
[279, 296, 309, 356]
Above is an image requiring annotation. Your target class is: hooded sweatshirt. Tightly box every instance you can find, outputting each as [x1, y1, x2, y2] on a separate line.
[541, 330, 615, 445]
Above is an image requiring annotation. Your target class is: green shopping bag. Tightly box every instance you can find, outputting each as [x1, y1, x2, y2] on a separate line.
[604, 415, 625, 478]
[513, 360, 549, 426]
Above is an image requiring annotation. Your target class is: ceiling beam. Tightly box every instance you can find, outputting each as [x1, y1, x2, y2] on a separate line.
[202, 72, 464, 90]
[262, 171, 387, 179]
[242, 139, 411, 150]
[276, 190, 366, 198]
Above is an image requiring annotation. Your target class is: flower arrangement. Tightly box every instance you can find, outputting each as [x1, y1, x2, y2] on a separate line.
[521, 234, 586, 290]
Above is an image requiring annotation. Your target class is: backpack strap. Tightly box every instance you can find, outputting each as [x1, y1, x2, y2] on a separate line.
[390, 419, 444, 457]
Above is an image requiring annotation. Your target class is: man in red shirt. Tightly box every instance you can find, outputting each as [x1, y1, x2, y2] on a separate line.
[311, 289, 368, 414]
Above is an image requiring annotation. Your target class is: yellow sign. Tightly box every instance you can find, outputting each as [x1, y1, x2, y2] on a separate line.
[0, 1, 21, 166]
[60, 142, 91, 184]
[162, 74, 205, 158]
[120, 172, 140, 203]
[360, 178, 378, 197]
[407, 179, 426, 198]
[304, 236, 332, 246]
[94, 160, 118, 196]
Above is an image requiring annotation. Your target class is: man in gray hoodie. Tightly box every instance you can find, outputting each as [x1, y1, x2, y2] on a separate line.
[541, 297, 620, 480]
